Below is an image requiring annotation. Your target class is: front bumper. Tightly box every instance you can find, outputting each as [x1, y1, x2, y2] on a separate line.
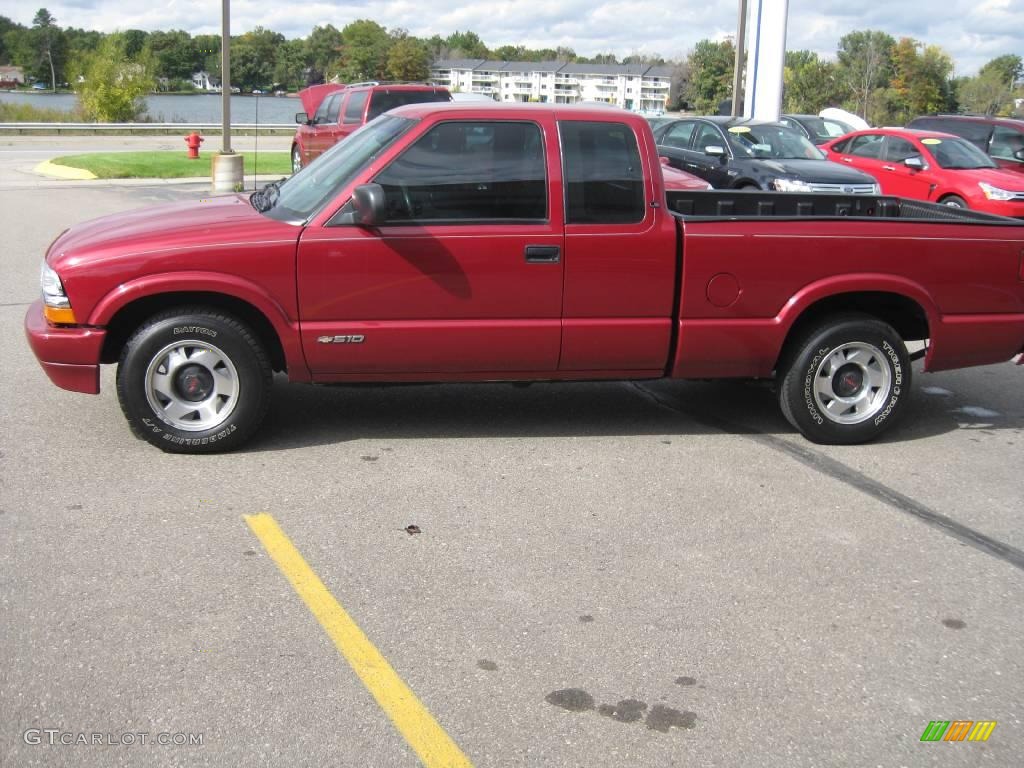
[24, 299, 106, 394]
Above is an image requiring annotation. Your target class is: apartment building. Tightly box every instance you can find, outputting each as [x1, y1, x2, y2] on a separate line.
[430, 59, 675, 112]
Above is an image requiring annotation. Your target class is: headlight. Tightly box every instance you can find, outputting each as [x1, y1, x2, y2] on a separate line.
[978, 181, 1017, 201]
[40, 263, 76, 323]
[870, 183, 881, 195]
[772, 178, 813, 192]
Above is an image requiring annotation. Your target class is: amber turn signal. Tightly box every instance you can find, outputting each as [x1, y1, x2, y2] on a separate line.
[43, 305, 77, 325]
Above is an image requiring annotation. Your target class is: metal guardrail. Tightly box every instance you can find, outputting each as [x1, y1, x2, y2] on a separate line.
[0, 122, 295, 135]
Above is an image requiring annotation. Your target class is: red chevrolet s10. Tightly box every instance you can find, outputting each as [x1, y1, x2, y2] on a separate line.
[24, 104, 1024, 453]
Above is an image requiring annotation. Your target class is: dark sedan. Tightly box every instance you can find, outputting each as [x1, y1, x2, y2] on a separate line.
[780, 114, 855, 145]
[653, 117, 880, 193]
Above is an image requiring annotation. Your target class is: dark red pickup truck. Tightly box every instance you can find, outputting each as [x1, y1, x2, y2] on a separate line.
[25, 104, 1024, 452]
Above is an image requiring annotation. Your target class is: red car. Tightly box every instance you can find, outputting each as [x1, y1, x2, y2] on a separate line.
[25, 104, 1024, 452]
[292, 82, 451, 172]
[821, 128, 1024, 218]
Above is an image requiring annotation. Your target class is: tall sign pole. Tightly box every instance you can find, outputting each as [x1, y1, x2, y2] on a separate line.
[730, 0, 747, 116]
[212, 0, 243, 191]
[742, 0, 789, 122]
[221, 0, 232, 153]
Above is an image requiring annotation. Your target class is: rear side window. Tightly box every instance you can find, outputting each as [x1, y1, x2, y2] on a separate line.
[344, 91, 369, 124]
[367, 90, 451, 121]
[373, 121, 546, 223]
[990, 126, 1024, 162]
[560, 121, 645, 224]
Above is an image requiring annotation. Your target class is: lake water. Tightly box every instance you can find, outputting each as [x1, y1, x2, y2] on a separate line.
[0, 92, 300, 124]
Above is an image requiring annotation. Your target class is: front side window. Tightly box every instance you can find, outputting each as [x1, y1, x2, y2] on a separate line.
[313, 94, 338, 124]
[344, 91, 369, 124]
[560, 120, 644, 224]
[326, 94, 343, 123]
[260, 115, 415, 222]
[661, 121, 696, 149]
[373, 121, 547, 223]
[884, 137, 919, 162]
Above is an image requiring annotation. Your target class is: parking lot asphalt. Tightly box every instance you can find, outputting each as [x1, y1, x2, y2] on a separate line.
[1, 173, 1022, 767]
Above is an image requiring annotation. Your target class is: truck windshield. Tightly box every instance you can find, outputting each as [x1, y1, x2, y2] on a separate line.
[258, 115, 415, 222]
[728, 124, 825, 160]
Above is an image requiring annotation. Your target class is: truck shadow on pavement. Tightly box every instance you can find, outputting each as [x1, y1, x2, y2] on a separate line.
[244, 374, 1010, 452]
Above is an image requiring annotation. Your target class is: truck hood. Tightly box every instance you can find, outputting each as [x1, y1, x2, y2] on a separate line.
[47, 194, 300, 272]
[298, 83, 345, 117]
[752, 158, 877, 184]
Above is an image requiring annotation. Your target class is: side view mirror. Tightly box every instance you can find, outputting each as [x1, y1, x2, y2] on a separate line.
[295, 112, 308, 125]
[1014, 148, 1024, 161]
[351, 183, 387, 227]
[904, 156, 926, 170]
[704, 145, 726, 158]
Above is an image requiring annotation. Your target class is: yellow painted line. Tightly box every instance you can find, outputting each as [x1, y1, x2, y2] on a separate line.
[244, 513, 473, 768]
[34, 159, 97, 180]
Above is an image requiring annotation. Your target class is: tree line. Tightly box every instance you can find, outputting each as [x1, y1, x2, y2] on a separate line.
[1, 9, 1021, 124]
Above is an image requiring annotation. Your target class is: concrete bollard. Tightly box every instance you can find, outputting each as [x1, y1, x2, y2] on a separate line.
[211, 152, 244, 193]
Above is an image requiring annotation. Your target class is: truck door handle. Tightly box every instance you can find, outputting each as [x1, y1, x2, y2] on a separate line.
[882, 165, 896, 171]
[841, 157, 853, 163]
[524, 245, 561, 263]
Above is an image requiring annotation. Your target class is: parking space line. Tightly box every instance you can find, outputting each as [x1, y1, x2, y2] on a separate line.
[244, 513, 473, 768]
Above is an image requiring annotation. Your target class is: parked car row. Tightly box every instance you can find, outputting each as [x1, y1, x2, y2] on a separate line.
[650, 112, 1024, 218]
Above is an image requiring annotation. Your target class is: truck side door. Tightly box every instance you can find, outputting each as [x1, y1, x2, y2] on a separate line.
[296, 117, 564, 375]
[558, 118, 676, 372]
[336, 90, 369, 144]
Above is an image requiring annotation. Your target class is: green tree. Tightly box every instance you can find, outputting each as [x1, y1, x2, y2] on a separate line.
[0, 16, 26, 64]
[445, 30, 488, 59]
[29, 8, 67, 90]
[338, 19, 391, 82]
[837, 30, 895, 121]
[386, 36, 430, 82]
[74, 33, 154, 121]
[122, 29, 148, 59]
[784, 51, 843, 113]
[979, 54, 1023, 87]
[686, 39, 734, 114]
[888, 38, 953, 122]
[192, 34, 220, 79]
[305, 24, 342, 82]
[232, 27, 284, 89]
[145, 30, 196, 82]
[272, 39, 306, 90]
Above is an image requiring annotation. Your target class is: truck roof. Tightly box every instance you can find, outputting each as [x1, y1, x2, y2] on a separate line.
[384, 102, 651, 123]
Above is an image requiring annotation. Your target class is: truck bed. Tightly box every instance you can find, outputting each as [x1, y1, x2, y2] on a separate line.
[666, 191, 1024, 225]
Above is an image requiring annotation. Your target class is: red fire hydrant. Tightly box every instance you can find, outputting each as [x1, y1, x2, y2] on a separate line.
[184, 132, 204, 159]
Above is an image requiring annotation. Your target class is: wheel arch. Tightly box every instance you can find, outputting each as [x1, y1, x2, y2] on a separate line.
[99, 290, 296, 376]
[774, 282, 934, 374]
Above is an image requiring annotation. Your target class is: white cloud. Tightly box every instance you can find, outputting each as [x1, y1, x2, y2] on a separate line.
[9, 0, 1022, 75]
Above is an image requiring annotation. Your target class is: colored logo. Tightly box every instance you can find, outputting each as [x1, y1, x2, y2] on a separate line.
[920, 720, 996, 742]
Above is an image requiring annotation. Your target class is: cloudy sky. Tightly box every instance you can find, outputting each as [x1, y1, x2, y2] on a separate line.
[9, 0, 1023, 75]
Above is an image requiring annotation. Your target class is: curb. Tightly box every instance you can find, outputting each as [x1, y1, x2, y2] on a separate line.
[34, 160, 97, 180]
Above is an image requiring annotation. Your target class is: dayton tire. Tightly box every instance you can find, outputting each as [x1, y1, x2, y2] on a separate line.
[116, 308, 272, 453]
[779, 315, 911, 444]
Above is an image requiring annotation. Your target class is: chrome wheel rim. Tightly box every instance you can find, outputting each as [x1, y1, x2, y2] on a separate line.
[291, 149, 301, 174]
[812, 342, 892, 425]
[144, 341, 240, 431]
[944, 199, 964, 208]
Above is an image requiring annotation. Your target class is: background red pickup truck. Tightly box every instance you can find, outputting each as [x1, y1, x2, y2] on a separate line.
[25, 104, 1024, 453]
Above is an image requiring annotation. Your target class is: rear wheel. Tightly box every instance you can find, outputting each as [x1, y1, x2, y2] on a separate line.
[116, 308, 272, 453]
[291, 146, 302, 174]
[778, 315, 911, 444]
[940, 195, 967, 208]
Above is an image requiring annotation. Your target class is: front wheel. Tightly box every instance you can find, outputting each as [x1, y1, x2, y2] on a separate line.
[778, 316, 911, 444]
[291, 146, 302, 174]
[116, 308, 272, 453]
[940, 195, 967, 209]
